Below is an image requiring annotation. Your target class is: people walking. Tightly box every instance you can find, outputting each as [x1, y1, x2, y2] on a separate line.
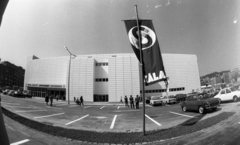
[124, 96, 129, 107]
[45, 94, 49, 105]
[120, 97, 123, 103]
[80, 96, 84, 106]
[74, 97, 76, 102]
[50, 94, 53, 106]
[135, 95, 139, 109]
[130, 95, 134, 109]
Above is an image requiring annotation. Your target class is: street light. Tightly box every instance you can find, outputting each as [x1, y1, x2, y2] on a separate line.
[64, 46, 76, 104]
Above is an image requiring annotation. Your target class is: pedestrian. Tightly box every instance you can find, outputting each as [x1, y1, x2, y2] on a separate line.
[124, 96, 129, 107]
[80, 96, 84, 106]
[74, 96, 76, 102]
[130, 95, 134, 109]
[135, 95, 139, 109]
[45, 94, 49, 105]
[50, 94, 53, 106]
[120, 96, 123, 103]
[76, 98, 80, 105]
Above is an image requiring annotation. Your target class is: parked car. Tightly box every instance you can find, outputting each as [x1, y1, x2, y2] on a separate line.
[8, 90, 15, 96]
[175, 94, 187, 102]
[3, 89, 10, 95]
[214, 87, 240, 103]
[180, 94, 220, 114]
[14, 90, 23, 97]
[146, 96, 151, 104]
[160, 96, 177, 104]
[149, 96, 163, 106]
[22, 90, 32, 98]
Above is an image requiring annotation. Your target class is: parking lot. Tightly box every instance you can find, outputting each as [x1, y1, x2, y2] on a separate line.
[0, 94, 235, 133]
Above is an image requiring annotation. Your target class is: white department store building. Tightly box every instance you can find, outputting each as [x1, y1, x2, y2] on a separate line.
[24, 53, 201, 102]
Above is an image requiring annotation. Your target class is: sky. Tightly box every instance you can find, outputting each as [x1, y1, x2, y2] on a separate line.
[0, 0, 239, 76]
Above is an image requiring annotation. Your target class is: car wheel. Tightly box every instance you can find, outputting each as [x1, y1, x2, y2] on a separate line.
[233, 96, 238, 102]
[182, 106, 187, 112]
[199, 106, 205, 114]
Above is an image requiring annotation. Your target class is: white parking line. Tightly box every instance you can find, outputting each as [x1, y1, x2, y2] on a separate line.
[2, 106, 32, 109]
[84, 106, 91, 109]
[117, 106, 120, 109]
[69, 105, 79, 107]
[100, 106, 105, 109]
[65, 114, 89, 125]
[56, 104, 68, 106]
[10, 139, 30, 145]
[1, 102, 19, 105]
[5, 123, 16, 131]
[110, 115, 117, 129]
[15, 110, 46, 113]
[113, 110, 139, 112]
[169, 111, 195, 118]
[145, 114, 162, 126]
[34, 113, 65, 119]
[46, 106, 62, 109]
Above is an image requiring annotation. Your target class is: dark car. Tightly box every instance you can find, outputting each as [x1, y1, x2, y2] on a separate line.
[3, 89, 10, 95]
[14, 90, 23, 97]
[175, 94, 187, 102]
[22, 90, 32, 98]
[180, 94, 220, 114]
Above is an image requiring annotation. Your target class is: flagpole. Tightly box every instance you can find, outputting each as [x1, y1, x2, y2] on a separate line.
[135, 5, 146, 136]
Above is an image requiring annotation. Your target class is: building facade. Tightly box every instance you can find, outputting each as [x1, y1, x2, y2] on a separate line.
[0, 61, 25, 88]
[24, 53, 201, 102]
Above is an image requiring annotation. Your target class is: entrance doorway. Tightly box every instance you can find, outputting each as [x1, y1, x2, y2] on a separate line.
[93, 94, 108, 102]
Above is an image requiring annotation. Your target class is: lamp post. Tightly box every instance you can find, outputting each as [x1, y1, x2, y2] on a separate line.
[64, 46, 76, 104]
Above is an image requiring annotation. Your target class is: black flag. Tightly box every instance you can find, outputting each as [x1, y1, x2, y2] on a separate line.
[124, 20, 167, 85]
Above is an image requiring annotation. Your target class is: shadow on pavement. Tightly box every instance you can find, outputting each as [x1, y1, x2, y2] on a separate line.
[178, 114, 206, 126]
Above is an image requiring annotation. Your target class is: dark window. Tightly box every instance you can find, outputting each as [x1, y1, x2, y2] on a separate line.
[226, 89, 231, 94]
[221, 90, 225, 94]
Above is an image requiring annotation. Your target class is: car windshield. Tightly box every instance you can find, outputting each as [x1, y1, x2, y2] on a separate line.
[151, 96, 160, 100]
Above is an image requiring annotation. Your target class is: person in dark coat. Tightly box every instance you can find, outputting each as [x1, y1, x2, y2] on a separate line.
[50, 94, 53, 106]
[76, 98, 80, 105]
[80, 96, 84, 106]
[124, 96, 129, 107]
[135, 95, 139, 109]
[130, 95, 134, 109]
[45, 94, 49, 105]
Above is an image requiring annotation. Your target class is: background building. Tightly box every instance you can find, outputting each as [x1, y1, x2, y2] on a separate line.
[24, 53, 201, 102]
[0, 61, 25, 89]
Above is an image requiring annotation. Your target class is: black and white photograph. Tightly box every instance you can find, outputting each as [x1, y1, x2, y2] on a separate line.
[0, 0, 240, 144]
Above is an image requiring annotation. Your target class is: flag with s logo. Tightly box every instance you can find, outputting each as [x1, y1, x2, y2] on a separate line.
[124, 20, 167, 85]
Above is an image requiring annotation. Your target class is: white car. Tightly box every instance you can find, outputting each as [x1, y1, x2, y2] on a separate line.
[214, 87, 240, 103]
[149, 96, 163, 106]
[160, 96, 177, 104]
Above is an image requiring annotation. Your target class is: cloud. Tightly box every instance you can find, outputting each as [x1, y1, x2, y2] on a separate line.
[166, 0, 170, 6]
[177, 0, 182, 4]
[233, 17, 239, 24]
[155, 5, 161, 8]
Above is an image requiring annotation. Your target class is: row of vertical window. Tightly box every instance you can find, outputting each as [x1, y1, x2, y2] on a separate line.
[96, 63, 108, 66]
[95, 78, 108, 82]
[140, 87, 185, 93]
